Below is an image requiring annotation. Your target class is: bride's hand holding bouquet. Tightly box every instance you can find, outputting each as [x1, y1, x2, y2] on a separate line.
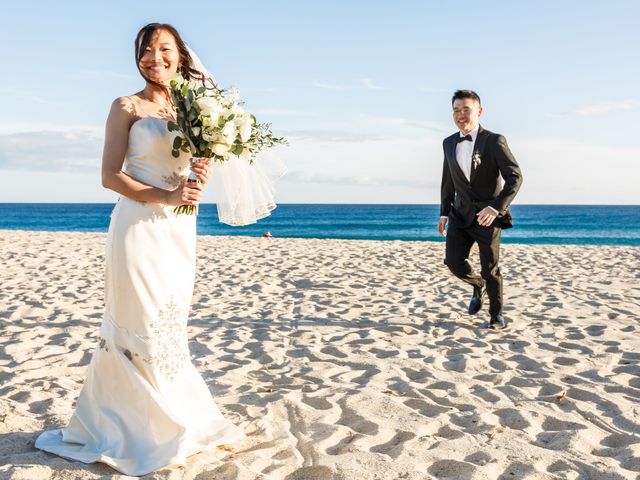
[164, 175, 204, 210]
[167, 75, 286, 215]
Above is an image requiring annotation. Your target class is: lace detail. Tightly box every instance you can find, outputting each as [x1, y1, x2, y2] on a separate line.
[98, 299, 189, 381]
[97, 336, 141, 363]
[162, 171, 188, 189]
[142, 297, 190, 380]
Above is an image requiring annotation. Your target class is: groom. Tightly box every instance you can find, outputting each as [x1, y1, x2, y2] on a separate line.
[438, 90, 522, 329]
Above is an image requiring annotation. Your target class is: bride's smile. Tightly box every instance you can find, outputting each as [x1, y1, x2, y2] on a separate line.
[138, 29, 180, 84]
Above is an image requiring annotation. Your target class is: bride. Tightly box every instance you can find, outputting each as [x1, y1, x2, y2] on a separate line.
[35, 23, 247, 476]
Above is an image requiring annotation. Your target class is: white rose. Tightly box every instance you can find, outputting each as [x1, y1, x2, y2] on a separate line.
[238, 117, 253, 143]
[222, 121, 237, 145]
[231, 103, 245, 116]
[212, 143, 230, 156]
[202, 131, 214, 142]
[197, 96, 222, 118]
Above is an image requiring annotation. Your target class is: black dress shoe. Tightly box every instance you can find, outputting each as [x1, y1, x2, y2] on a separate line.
[487, 315, 507, 330]
[468, 283, 486, 315]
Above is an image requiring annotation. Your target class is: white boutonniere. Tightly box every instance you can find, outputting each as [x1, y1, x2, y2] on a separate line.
[472, 151, 482, 168]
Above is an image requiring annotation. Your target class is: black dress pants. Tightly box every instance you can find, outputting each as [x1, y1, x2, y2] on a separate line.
[444, 220, 503, 317]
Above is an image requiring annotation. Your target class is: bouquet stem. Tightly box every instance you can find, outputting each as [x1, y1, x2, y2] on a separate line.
[174, 203, 198, 215]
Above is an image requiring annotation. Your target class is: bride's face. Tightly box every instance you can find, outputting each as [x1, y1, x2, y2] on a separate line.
[139, 29, 181, 85]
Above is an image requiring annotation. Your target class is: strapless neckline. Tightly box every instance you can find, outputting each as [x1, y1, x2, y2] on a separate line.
[130, 116, 171, 131]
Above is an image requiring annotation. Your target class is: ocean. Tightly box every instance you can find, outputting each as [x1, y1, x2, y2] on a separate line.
[0, 204, 638, 246]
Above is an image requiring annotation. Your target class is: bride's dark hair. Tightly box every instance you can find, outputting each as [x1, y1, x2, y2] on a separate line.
[135, 23, 206, 89]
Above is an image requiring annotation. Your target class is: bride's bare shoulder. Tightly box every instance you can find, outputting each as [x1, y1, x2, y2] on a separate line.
[111, 95, 140, 114]
[108, 95, 142, 126]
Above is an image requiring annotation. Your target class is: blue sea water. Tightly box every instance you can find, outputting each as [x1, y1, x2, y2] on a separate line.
[0, 203, 638, 246]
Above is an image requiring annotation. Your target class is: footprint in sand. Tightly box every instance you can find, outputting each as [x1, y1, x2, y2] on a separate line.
[336, 401, 378, 435]
[284, 466, 335, 480]
[435, 424, 465, 440]
[404, 398, 450, 418]
[537, 382, 564, 397]
[28, 398, 54, 415]
[302, 394, 333, 411]
[470, 386, 501, 403]
[369, 431, 416, 459]
[325, 432, 364, 456]
[585, 325, 607, 336]
[428, 459, 477, 478]
[401, 367, 430, 383]
[541, 415, 588, 432]
[553, 356, 580, 366]
[464, 451, 494, 466]
[320, 345, 348, 358]
[600, 433, 640, 449]
[494, 408, 531, 430]
[546, 459, 577, 475]
[488, 359, 509, 371]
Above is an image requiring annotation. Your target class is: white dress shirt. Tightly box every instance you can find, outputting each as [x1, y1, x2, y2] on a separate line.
[456, 125, 479, 182]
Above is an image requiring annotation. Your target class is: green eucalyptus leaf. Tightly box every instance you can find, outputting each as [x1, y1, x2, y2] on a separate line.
[231, 144, 243, 155]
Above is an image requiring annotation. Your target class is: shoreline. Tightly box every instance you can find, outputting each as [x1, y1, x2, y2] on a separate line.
[1, 228, 639, 249]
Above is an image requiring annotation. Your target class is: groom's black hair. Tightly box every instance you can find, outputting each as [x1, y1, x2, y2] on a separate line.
[452, 89, 481, 106]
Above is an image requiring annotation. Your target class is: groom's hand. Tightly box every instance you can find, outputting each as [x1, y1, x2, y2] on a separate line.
[437, 217, 448, 236]
[476, 207, 498, 227]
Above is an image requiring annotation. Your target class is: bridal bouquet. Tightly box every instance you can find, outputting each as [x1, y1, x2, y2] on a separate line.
[168, 76, 286, 214]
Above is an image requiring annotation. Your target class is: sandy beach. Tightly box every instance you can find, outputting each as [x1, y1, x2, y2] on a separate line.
[1, 229, 639, 479]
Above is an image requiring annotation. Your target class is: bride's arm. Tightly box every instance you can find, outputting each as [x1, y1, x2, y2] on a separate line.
[101, 97, 202, 206]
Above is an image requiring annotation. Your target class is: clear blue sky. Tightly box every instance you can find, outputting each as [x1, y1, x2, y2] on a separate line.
[1, 0, 638, 204]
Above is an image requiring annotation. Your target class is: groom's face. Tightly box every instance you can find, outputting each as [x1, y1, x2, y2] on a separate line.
[453, 98, 482, 134]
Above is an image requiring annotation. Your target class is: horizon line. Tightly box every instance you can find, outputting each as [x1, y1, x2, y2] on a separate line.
[0, 202, 639, 207]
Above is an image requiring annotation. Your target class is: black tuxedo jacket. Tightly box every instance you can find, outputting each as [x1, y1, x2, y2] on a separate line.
[440, 126, 522, 229]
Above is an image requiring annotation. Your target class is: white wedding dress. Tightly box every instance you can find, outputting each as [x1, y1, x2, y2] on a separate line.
[35, 116, 245, 476]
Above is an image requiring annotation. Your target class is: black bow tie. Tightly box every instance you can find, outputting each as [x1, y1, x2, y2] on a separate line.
[457, 134, 473, 143]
